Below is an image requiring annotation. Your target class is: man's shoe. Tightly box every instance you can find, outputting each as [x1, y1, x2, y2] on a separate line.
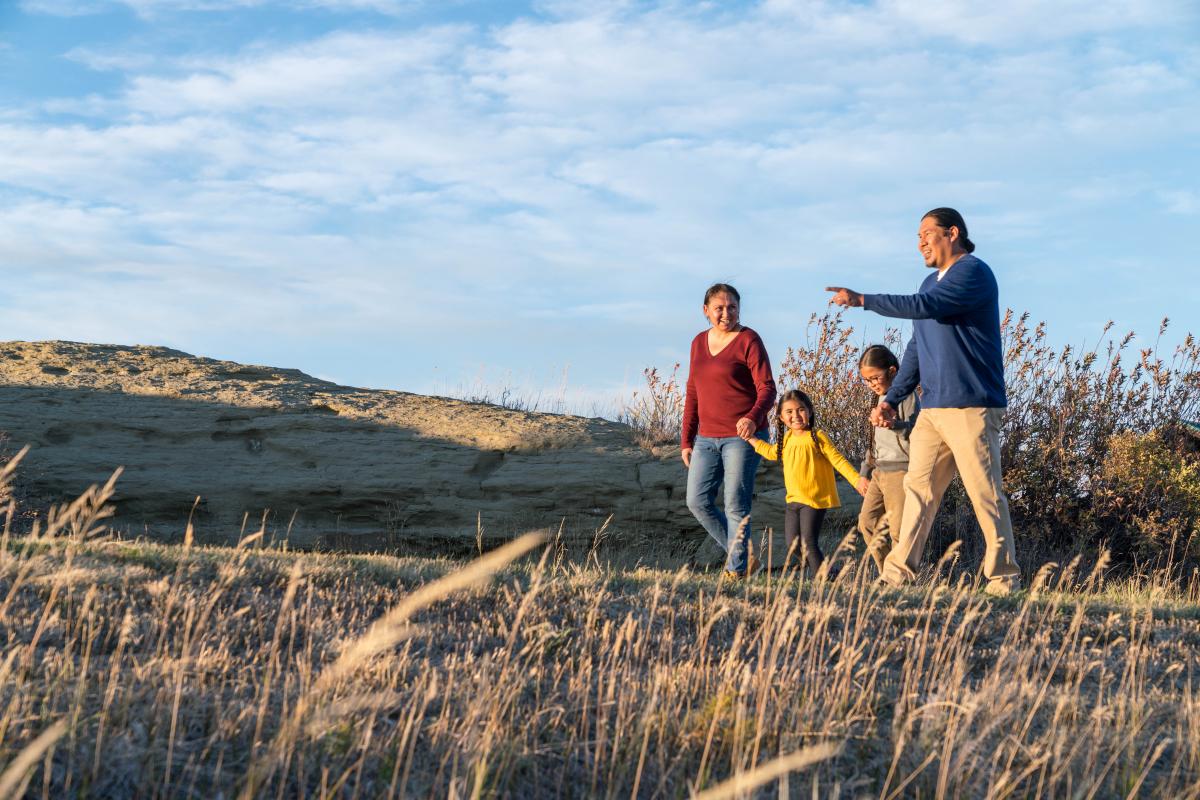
[984, 579, 1020, 597]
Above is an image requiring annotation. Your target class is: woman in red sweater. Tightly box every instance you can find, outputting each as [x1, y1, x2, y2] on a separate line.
[682, 283, 777, 578]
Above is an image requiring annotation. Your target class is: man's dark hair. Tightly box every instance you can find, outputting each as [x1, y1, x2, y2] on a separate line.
[703, 283, 741, 305]
[923, 207, 975, 253]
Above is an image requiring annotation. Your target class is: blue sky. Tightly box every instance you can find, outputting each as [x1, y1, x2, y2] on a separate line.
[2, 0, 1198, 412]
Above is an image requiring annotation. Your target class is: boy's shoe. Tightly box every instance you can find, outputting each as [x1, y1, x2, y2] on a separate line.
[720, 569, 744, 583]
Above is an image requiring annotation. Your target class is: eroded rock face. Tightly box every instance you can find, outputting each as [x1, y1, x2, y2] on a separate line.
[0, 341, 861, 563]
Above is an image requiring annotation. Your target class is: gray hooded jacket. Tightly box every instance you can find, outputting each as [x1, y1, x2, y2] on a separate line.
[860, 392, 920, 476]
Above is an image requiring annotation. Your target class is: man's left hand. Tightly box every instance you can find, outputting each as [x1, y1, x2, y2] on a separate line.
[825, 287, 864, 308]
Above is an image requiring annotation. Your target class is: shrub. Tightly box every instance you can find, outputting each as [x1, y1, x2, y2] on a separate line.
[1000, 313, 1200, 558]
[619, 364, 685, 447]
[1093, 430, 1200, 564]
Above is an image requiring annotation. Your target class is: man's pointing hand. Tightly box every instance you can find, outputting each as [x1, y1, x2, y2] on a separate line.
[825, 287, 864, 308]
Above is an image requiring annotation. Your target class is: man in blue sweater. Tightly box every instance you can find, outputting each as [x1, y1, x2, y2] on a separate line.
[826, 208, 1021, 595]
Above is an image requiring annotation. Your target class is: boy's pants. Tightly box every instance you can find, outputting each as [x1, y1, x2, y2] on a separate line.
[857, 470, 906, 572]
[880, 407, 1021, 593]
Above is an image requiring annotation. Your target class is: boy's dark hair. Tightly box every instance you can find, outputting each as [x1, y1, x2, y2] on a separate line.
[703, 283, 741, 305]
[923, 207, 975, 253]
[775, 388, 818, 463]
[859, 343, 900, 372]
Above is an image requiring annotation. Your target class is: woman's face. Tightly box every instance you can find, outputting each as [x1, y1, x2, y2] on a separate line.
[860, 364, 897, 396]
[703, 292, 740, 332]
[780, 399, 810, 431]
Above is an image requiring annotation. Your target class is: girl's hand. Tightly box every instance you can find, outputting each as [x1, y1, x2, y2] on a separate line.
[856, 477, 870, 496]
[681, 448, 693, 468]
[735, 417, 754, 439]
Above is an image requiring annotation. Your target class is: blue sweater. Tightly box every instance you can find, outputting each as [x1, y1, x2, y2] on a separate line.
[863, 254, 1007, 409]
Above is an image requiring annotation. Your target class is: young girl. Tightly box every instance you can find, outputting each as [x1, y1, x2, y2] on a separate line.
[743, 390, 868, 575]
[857, 344, 920, 573]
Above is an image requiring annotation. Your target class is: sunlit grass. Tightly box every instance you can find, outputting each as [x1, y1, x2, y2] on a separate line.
[2, 462, 1200, 797]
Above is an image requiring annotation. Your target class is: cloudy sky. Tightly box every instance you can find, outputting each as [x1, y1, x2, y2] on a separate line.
[2, 0, 1198, 411]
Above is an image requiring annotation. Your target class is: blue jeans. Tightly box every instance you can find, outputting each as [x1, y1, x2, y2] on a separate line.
[686, 434, 763, 573]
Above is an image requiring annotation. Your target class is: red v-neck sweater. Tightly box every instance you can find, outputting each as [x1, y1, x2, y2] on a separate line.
[681, 327, 777, 449]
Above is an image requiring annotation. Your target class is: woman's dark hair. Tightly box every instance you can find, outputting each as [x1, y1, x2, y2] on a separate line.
[858, 344, 899, 372]
[774, 388, 818, 462]
[703, 283, 741, 305]
[923, 207, 975, 253]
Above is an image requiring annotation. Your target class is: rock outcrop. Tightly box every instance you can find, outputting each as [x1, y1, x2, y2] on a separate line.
[0, 341, 862, 564]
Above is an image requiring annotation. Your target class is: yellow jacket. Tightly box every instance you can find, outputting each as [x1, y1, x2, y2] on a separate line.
[752, 429, 861, 508]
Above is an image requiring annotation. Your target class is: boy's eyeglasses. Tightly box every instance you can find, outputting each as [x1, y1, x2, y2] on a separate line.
[861, 374, 888, 385]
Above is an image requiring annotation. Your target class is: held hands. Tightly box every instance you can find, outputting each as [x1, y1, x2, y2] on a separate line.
[870, 401, 897, 429]
[855, 476, 870, 496]
[684, 418, 755, 468]
[825, 287, 864, 308]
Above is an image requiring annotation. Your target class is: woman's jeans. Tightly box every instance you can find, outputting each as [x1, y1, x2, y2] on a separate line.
[686, 435, 763, 573]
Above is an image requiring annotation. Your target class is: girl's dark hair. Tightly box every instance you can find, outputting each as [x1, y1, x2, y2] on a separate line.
[774, 388, 818, 462]
[858, 344, 899, 372]
[703, 283, 741, 305]
[923, 207, 975, 253]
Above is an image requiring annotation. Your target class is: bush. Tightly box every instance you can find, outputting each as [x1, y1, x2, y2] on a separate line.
[1093, 430, 1200, 564]
[618, 364, 685, 447]
[1000, 313, 1200, 559]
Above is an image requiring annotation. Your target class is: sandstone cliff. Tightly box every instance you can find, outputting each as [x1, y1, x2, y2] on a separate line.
[0, 341, 861, 565]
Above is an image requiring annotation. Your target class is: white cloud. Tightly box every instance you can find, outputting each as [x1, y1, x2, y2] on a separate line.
[1160, 190, 1198, 215]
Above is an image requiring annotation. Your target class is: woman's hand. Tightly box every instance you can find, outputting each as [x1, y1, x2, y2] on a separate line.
[735, 417, 755, 440]
[856, 477, 870, 496]
[681, 448, 692, 468]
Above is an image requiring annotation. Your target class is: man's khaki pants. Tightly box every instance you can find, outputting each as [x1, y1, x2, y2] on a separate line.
[858, 471, 906, 573]
[880, 407, 1021, 591]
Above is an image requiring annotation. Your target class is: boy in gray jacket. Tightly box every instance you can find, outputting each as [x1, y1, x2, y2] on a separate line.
[856, 346, 920, 572]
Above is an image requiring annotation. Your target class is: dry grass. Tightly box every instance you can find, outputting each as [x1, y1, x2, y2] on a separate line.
[3, 461, 1200, 798]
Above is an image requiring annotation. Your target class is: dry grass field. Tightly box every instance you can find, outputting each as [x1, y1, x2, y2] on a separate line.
[3, 454, 1200, 799]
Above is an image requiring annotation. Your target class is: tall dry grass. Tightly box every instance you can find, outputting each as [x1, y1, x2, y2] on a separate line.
[3, 458, 1200, 797]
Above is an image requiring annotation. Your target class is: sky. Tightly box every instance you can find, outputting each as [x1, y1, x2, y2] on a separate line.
[2, 0, 1198, 414]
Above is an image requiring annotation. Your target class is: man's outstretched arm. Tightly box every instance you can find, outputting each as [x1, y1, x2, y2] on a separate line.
[862, 264, 991, 320]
